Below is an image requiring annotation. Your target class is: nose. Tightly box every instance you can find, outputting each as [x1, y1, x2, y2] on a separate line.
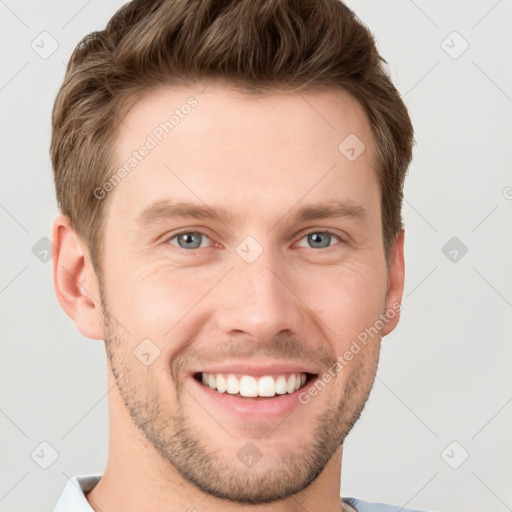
[214, 244, 305, 341]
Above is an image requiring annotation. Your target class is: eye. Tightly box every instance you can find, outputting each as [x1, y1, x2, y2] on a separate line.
[165, 229, 344, 253]
[167, 231, 213, 250]
[295, 230, 343, 250]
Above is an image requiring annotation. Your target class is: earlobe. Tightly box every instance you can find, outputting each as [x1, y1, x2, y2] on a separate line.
[51, 214, 104, 340]
[382, 229, 405, 337]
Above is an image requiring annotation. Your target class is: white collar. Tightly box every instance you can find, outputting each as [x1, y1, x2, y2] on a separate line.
[54, 474, 101, 512]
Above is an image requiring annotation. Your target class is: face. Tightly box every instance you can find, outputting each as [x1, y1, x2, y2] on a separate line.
[96, 83, 400, 504]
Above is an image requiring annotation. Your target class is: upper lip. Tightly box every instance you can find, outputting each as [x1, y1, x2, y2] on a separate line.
[190, 361, 320, 377]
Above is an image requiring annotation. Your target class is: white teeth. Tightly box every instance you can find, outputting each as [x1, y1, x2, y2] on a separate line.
[226, 374, 240, 394]
[199, 372, 310, 397]
[216, 374, 227, 393]
[286, 374, 296, 393]
[275, 376, 287, 394]
[258, 376, 276, 397]
[240, 376, 259, 397]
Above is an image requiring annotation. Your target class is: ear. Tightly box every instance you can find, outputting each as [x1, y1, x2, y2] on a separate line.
[51, 214, 104, 340]
[381, 229, 405, 337]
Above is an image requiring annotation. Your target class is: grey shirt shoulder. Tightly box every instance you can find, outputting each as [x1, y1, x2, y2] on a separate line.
[343, 496, 432, 512]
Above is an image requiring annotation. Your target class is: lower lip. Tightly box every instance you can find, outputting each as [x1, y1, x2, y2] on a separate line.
[188, 375, 317, 421]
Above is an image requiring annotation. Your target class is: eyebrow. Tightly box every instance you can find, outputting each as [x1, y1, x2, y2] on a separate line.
[135, 198, 368, 229]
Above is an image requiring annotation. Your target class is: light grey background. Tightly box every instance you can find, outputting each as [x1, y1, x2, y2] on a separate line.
[1, 1, 511, 511]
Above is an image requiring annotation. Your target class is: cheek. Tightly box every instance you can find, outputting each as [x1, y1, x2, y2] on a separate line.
[298, 263, 386, 342]
[107, 266, 219, 340]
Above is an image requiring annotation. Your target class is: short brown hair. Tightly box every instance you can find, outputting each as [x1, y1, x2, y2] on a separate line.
[50, 0, 414, 274]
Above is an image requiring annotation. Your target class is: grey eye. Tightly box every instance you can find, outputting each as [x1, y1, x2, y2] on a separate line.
[307, 231, 332, 249]
[169, 232, 210, 250]
[298, 231, 340, 249]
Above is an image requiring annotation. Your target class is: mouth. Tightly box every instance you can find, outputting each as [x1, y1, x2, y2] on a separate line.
[189, 366, 321, 420]
[193, 371, 317, 399]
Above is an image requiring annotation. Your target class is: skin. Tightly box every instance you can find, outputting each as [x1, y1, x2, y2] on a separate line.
[52, 83, 405, 512]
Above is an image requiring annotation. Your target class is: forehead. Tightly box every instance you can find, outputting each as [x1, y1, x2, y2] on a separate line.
[107, 83, 380, 229]
[116, 84, 374, 153]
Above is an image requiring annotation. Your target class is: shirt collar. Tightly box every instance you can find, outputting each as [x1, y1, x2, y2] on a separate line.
[54, 474, 102, 512]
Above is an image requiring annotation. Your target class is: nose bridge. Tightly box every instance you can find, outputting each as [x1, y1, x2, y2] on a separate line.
[216, 241, 302, 338]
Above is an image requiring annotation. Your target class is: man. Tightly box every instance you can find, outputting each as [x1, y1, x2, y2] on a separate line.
[50, 0, 425, 511]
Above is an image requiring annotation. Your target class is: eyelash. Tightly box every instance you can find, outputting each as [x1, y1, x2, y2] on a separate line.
[165, 229, 344, 254]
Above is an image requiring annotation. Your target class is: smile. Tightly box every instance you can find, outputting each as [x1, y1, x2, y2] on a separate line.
[188, 361, 321, 419]
[195, 371, 315, 398]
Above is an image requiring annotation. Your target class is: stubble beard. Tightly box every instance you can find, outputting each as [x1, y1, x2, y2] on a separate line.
[99, 289, 380, 504]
